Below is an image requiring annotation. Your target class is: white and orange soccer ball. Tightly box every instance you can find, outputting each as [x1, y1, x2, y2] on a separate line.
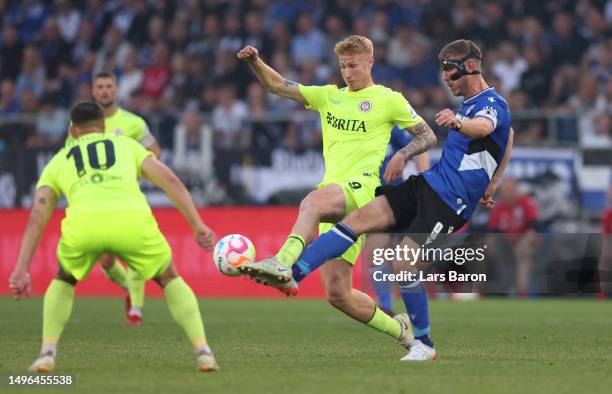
[213, 234, 256, 276]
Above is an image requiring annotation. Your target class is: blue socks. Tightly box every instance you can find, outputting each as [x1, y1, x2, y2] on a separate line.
[400, 281, 432, 344]
[292, 223, 357, 282]
[370, 264, 393, 313]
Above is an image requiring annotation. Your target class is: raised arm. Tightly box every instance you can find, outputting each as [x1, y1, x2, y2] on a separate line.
[237, 45, 307, 105]
[435, 108, 494, 139]
[383, 122, 437, 183]
[9, 187, 59, 299]
[140, 156, 215, 250]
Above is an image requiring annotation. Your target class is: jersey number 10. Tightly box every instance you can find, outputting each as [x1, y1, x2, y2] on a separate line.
[66, 140, 116, 177]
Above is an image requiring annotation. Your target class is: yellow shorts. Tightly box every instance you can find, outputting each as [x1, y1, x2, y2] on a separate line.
[57, 211, 172, 281]
[318, 175, 379, 265]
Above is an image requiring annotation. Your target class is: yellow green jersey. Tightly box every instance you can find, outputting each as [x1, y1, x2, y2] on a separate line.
[37, 133, 153, 217]
[298, 84, 424, 185]
[66, 108, 154, 146]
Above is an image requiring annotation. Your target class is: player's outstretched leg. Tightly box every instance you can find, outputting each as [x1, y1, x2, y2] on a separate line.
[320, 259, 413, 351]
[154, 262, 218, 372]
[29, 270, 77, 373]
[239, 185, 346, 281]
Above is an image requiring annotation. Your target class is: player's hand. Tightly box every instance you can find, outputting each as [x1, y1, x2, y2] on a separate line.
[9, 269, 31, 300]
[384, 152, 407, 183]
[194, 225, 216, 251]
[435, 108, 460, 129]
[236, 46, 259, 63]
[480, 176, 500, 208]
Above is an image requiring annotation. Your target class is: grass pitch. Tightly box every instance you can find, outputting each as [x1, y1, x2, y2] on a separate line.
[1, 297, 611, 394]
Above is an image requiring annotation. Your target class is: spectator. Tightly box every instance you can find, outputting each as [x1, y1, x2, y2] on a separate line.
[520, 46, 552, 105]
[488, 177, 540, 297]
[550, 12, 589, 66]
[167, 19, 189, 53]
[211, 84, 249, 150]
[185, 13, 220, 60]
[37, 18, 71, 79]
[218, 13, 244, 54]
[71, 20, 94, 64]
[172, 110, 215, 190]
[386, 25, 430, 70]
[244, 11, 274, 56]
[94, 25, 132, 73]
[568, 72, 608, 146]
[138, 15, 165, 67]
[5, 0, 51, 43]
[117, 49, 143, 104]
[492, 41, 528, 95]
[322, 14, 346, 64]
[583, 111, 611, 148]
[84, 0, 112, 50]
[15, 46, 45, 99]
[141, 42, 171, 101]
[55, 0, 81, 43]
[164, 53, 189, 109]
[0, 79, 20, 115]
[19, 87, 39, 115]
[126, 0, 151, 47]
[291, 12, 326, 64]
[31, 96, 68, 147]
[0, 24, 25, 81]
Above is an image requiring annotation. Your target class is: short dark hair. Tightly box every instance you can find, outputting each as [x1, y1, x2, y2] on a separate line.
[70, 101, 104, 125]
[438, 39, 482, 62]
[93, 71, 117, 82]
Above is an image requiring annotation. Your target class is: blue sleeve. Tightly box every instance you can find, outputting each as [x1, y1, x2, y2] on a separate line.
[390, 126, 413, 151]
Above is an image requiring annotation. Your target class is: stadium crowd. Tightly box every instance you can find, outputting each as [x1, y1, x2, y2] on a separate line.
[0, 0, 609, 153]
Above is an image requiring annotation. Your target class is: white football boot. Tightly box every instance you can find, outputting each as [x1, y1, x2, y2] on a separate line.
[400, 339, 437, 361]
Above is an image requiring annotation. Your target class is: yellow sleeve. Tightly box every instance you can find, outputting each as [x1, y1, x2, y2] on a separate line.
[36, 155, 62, 197]
[298, 84, 333, 111]
[389, 92, 425, 129]
[119, 115, 145, 142]
[123, 137, 153, 176]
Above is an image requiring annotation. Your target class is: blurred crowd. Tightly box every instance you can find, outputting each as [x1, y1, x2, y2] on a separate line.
[0, 0, 610, 152]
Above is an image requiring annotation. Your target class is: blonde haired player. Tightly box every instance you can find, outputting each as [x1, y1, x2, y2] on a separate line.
[10, 102, 218, 372]
[236, 36, 437, 350]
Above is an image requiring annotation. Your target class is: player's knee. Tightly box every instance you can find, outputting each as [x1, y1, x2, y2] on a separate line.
[325, 284, 351, 309]
[343, 208, 365, 231]
[299, 193, 324, 218]
[153, 262, 178, 288]
[55, 266, 77, 286]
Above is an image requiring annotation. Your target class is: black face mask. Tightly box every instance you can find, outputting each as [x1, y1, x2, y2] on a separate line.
[440, 51, 482, 81]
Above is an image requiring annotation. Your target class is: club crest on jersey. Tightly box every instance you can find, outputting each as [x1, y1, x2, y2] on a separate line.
[113, 129, 124, 136]
[359, 100, 372, 112]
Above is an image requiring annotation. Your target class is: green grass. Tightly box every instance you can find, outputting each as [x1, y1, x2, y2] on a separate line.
[1, 297, 611, 394]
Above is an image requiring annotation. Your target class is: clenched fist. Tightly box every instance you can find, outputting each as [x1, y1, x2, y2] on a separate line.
[236, 46, 260, 62]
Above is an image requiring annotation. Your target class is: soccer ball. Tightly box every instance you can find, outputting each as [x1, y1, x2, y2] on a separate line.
[213, 234, 256, 276]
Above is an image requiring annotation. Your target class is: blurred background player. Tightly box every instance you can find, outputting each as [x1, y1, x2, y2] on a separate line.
[280, 39, 513, 361]
[487, 177, 540, 296]
[89, 71, 161, 326]
[9, 101, 218, 372]
[370, 129, 430, 315]
[237, 36, 437, 352]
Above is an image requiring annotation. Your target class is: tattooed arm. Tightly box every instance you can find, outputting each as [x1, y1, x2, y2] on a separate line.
[9, 187, 59, 298]
[237, 45, 307, 105]
[383, 122, 437, 183]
